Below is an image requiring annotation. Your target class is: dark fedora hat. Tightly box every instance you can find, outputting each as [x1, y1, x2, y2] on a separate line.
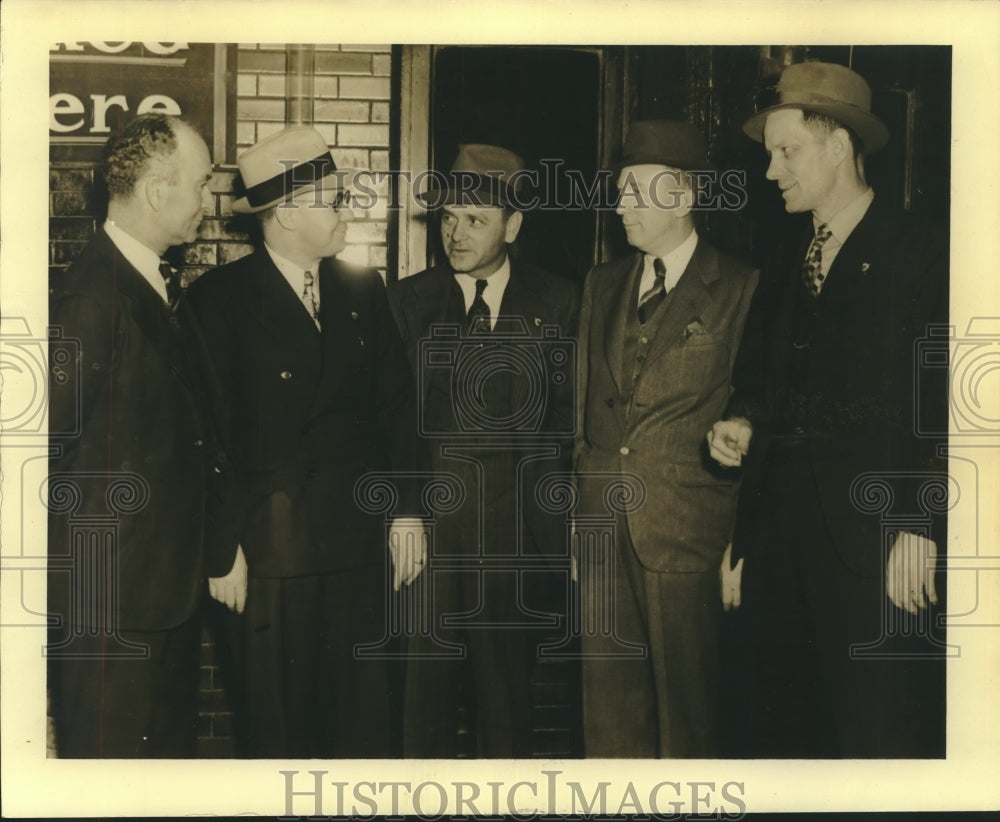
[420, 143, 529, 210]
[742, 61, 889, 153]
[612, 119, 710, 171]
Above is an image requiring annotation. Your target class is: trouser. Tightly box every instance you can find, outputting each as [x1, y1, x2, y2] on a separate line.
[51, 615, 201, 758]
[581, 518, 722, 758]
[736, 444, 946, 758]
[220, 565, 398, 758]
[402, 560, 565, 758]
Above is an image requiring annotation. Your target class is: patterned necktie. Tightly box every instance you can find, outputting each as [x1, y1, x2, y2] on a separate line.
[302, 268, 320, 329]
[159, 260, 181, 310]
[802, 223, 833, 297]
[467, 278, 491, 334]
[637, 257, 667, 324]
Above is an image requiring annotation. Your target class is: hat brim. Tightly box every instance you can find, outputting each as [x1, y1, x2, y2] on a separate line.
[231, 168, 356, 214]
[742, 102, 889, 154]
[418, 177, 527, 211]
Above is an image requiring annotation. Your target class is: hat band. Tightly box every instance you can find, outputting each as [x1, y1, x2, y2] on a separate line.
[777, 89, 870, 112]
[245, 151, 338, 208]
[426, 172, 517, 206]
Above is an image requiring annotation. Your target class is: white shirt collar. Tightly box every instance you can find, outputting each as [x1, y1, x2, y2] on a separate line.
[265, 243, 320, 308]
[454, 256, 511, 331]
[639, 227, 699, 302]
[816, 187, 874, 245]
[103, 220, 169, 304]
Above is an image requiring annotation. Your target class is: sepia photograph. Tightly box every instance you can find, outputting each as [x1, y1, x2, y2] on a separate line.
[2, 0, 999, 817]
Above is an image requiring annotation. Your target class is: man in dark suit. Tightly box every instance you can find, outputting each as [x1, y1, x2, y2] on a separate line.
[48, 114, 228, 757]
[575, 120, 758, 757]
[187, 126, 425, 758]
[708, 61, 948, 757]
[387, 144, 579, 757]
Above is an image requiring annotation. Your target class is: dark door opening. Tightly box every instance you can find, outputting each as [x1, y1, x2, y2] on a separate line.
[431, 46, 603, 283]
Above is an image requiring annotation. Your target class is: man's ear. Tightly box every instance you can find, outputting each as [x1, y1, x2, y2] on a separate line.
[273, 200, 298, 231]
[829, 127, 853, 165]
[141, 174, 164, 213]
[503, 209, 523, 243]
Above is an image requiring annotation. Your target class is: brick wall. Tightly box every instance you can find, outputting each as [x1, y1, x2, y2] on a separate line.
[48, 43, 396, 758]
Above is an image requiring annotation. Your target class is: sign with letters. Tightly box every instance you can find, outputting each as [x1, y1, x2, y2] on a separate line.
[49, 42, 235, 164]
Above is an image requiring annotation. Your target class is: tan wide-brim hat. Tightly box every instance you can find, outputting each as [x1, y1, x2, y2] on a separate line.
[231, 125, 354, 214]
[742, 61, 889, 154]
[419, 143, 529, 210]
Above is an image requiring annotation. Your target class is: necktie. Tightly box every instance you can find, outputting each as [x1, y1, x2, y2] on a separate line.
[159, 260, 181, 310]
[467, 278, 491, 333]
[802, 223, 833, 297]
[302, 268, 320, 329]
[637, 257, 667, 324]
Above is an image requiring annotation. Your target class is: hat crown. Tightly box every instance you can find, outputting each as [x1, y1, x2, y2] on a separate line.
[777, 61, 872, 111]
[741, 61, 889, 153]
[616, 119, 709, 171]
[450, 143, 525, 186]
[236, 125, 332, 189]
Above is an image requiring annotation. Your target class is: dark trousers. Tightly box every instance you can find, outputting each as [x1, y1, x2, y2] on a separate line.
[734, 444, 946, 758]
[220, 565, 398, 758]
[402, 562, 559, 758]
[581, 519, 722, 758]
[50, 616, 201, 758]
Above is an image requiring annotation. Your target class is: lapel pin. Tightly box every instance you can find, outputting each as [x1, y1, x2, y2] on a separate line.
[534, 317, 542, 326]
[860, 262, 870, 273]
[351, 311, 359, 320]
[358, 337, 365, 347]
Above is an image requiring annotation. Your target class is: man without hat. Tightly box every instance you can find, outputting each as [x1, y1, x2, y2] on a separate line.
[187, 126, 426, 757]
[48, 114, 230, 756]
[386, 144, 580, 757]
[708, 61, 947, 756]
[575, 120, 759, 757]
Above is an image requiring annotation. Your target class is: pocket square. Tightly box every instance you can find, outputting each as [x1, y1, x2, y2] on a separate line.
[684, 319, 706, 339]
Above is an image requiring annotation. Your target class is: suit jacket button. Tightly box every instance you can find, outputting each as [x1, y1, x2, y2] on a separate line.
[280, 370, 292, 380]
[640, 335, 649, 344]
[619, 446, 629, 455]
[194, 439, 203, 447]
[213, 465, 223, 474]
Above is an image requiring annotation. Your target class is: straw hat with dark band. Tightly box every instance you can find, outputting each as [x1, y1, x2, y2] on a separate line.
[231, 126, 351, 214]
[742, 61, 889, 154]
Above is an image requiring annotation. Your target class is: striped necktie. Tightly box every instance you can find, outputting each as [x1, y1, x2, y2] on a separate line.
[637, 257, 667, 324]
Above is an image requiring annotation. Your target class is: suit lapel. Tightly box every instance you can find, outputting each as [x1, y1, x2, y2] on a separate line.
[642, 238, 718, 368]
[102, 232, 199, 393]
[601, 253, 643, 395]
[818, 198, 892, 309]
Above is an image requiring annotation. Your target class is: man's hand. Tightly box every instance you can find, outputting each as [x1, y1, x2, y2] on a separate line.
[719, 542, 744, 611]
[389, 517, 428, 592]
[707, 417, 753, 467]
[208, 544, 247, 614]
[886, 531, 938, 614]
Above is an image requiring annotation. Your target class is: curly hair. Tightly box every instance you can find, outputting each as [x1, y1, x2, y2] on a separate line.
[101, 114, 186, 197]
